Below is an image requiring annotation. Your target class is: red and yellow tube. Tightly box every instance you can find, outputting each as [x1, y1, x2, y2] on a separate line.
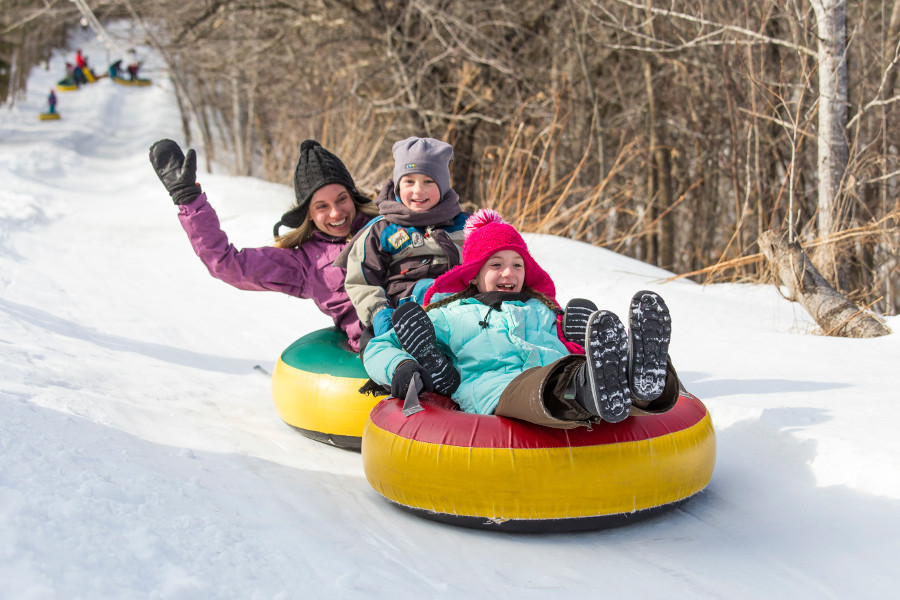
[362, 392, 716, 531]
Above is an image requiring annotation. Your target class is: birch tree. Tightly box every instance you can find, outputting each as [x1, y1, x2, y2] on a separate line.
[809, 0, 849, 285]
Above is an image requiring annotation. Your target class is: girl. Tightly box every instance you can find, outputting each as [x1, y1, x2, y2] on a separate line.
[149, 138, 379, 351]
[336, 137, 469, 342]
[362, 209, 680, 427]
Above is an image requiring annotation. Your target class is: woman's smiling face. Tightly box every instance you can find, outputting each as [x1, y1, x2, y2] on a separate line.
[307, 183, 357, 237]
[474, 250, 525, 293]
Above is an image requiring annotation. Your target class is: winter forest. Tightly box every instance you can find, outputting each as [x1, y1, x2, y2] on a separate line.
[2, 0, 898, 322]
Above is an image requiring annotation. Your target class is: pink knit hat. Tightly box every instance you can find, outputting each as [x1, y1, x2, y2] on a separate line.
[424, 209, 585, 355]
[424, 209, 556, 303]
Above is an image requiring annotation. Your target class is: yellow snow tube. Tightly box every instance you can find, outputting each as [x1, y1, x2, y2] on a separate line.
[56, 78, 77, 92]
[363, 391, 716, 532]
[272, 328, 384, 451]
[112, 76, 152, 87]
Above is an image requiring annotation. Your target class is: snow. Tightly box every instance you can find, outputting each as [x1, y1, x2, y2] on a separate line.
[2, 24, 900, 599]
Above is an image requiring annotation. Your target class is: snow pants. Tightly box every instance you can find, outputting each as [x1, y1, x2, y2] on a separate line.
[494, 355, 681, 429]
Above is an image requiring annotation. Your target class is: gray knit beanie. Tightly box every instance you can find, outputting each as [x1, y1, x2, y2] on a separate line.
[392, 137, 453, 198]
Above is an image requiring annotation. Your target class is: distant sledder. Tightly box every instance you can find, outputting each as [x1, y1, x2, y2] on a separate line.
[74, 48, 97, 83]
[110, 73, 151, 87]
[57, 49, 100, 91]
[109, 49, 151, 87]
[56, 62, 78, 91]
[39, 89, 60, 121]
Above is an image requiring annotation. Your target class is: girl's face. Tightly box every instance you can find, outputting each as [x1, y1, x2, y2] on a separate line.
[397, 173, 441, 212]
[308, 183, 357, 237]
[474, 250, 525, 293]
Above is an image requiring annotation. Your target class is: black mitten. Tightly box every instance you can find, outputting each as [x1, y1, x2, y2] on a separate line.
[149, 139, 202, 205]
[390, 360, 433, 399]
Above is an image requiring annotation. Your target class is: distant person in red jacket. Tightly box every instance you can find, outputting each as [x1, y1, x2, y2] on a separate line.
[126, 48, 141, 81]
[73, 49, 88, 84]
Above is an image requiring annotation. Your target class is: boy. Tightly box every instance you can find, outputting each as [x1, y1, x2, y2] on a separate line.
[337, 137, 469, 346]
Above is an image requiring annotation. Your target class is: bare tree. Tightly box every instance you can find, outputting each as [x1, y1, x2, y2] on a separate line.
[809, 0, 850, 286]
[1, 0, 75, 106]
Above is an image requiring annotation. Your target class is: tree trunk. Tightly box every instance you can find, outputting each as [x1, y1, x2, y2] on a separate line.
[882, 0, 900, 100]
[643, 58, 658, 265]
[643, 58, 674, 269]
[879, 0, 900, 313]
[655, 144, 674, 269]
[810, 0, 849, 284]
[568, 0, 606, 185]
[758, 230, 891, 338]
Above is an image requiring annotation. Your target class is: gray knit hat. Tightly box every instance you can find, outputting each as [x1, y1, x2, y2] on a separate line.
[392, 137, 453, 199]
[274, 140, 369, 236]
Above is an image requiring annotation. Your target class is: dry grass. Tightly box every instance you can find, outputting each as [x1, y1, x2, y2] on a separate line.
[468, 109, 900, 316]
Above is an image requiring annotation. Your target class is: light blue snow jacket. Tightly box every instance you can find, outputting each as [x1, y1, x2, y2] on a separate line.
[363, 296, 568, 414]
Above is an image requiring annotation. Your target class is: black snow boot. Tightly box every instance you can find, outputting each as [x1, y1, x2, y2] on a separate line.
[628, 290, 672, 406]
[562, 298, 598, 346]
[568, 310, 631, 423]
[391, 301, 461, 396]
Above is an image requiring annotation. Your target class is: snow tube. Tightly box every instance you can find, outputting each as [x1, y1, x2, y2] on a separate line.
[362, 391, 716, 532]
[56, 78, 78, 92]
[271, 328, 384, 451]
[38, 112, 61, 121]
[111, 76, 151, 87]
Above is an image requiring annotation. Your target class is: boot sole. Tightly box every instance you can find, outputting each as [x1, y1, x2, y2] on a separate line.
[563, 298, 598, 345]
[628, 291, 671, 404]
[584, 310, 631, 423]
[392, 302, 460, 395]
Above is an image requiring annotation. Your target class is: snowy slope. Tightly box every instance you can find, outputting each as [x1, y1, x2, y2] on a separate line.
[1, 24, 899, 600]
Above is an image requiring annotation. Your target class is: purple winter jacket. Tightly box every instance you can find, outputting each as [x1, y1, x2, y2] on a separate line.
[178, 193, 371, 351]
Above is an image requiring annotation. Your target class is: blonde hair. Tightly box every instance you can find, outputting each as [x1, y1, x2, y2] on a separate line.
[273, 197, 378, 249]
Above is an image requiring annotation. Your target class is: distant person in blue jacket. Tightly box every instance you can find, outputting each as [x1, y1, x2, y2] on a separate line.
[109, 59, 123, 79]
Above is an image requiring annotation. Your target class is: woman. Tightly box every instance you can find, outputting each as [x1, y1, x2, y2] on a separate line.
[149, 138, 379, 351]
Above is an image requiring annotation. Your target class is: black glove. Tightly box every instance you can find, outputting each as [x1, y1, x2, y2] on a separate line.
[149, 139, 202, 205]
[390, 360, 433, 399]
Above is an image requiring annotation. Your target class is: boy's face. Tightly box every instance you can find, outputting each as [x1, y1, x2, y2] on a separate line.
[307, 183, 357, 237]
[474, 250, 525, 293]
[397, 174, 441, 212]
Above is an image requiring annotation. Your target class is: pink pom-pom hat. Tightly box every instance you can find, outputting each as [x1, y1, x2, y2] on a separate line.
[423, 209, 585, 355]
[423, 209, 584, 354]
[424, 209, 556, 303]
